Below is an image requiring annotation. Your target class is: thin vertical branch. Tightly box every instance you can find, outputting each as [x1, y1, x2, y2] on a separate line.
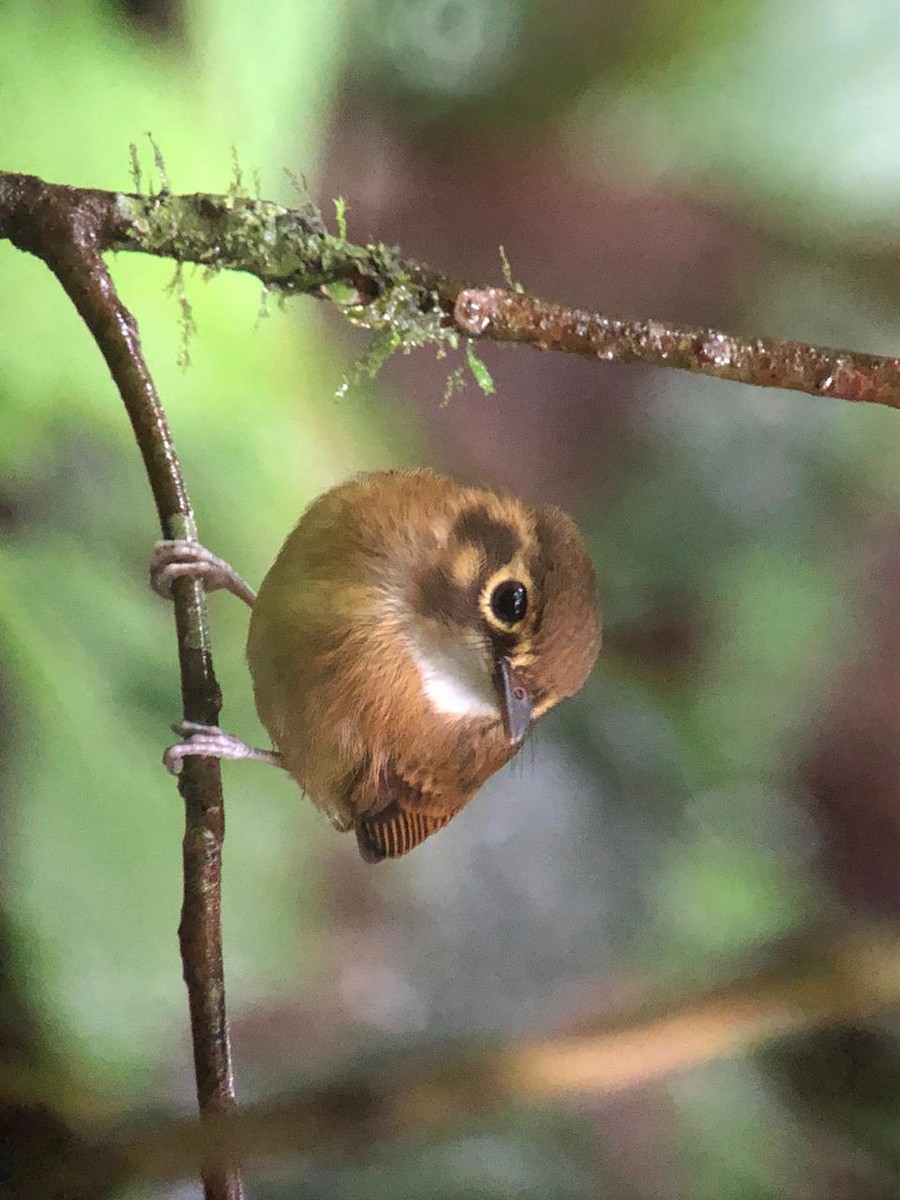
[1, 176, 244, 1200]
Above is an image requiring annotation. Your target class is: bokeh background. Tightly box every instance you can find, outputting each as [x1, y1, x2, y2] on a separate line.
[3, 1, 900, 1196]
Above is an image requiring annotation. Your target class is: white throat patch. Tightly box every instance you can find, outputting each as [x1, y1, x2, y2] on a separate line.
[408, 636, 499, 720]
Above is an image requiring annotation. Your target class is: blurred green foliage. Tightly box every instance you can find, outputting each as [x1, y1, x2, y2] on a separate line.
[4, 0, 900, 1196]
[0, 0, 408, 1095]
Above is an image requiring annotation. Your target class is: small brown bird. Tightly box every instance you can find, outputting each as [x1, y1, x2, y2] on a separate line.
[152, 469, 600, 861]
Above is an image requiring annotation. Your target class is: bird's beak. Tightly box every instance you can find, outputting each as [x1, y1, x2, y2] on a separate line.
[493, 657, 534, 746]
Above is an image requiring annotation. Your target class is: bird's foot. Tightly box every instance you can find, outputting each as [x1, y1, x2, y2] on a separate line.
[163, 721, 281, 776]
[150, 540, 257, 607]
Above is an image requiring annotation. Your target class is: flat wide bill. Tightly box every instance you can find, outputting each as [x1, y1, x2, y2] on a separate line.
[494, 658, 534, 746]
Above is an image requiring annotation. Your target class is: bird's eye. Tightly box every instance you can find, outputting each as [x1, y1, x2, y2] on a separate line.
[490, 579, 528, 625]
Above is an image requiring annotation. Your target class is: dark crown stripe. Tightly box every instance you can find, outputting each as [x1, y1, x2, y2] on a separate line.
[452, 507, 519, 573]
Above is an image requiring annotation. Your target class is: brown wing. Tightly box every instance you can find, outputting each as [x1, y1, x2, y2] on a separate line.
[353, 757, 462, 862]
[356, 805, 451, 862]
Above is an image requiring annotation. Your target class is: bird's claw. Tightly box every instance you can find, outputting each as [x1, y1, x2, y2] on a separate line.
[150, 541, 256, 607]
[163, 722, 281, 776]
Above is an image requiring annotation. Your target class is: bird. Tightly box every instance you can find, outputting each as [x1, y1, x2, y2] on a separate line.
[151, 468, 601, 862]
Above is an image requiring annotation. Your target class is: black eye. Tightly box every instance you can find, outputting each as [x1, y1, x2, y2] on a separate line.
[490, 579, 528, 625]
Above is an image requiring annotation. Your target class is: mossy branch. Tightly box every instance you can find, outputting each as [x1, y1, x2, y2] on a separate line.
[3, 169, 900, 408]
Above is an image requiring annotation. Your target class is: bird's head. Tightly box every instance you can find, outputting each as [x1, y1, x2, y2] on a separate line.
[404, 483, 601, 746]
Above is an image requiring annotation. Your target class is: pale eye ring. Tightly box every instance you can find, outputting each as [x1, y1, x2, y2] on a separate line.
[490, 579, 528, 625]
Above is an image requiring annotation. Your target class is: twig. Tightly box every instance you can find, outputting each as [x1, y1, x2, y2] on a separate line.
[0, 176, 244, 1200]
[46, 923, 900, 1193]
[2, 170, 899, 409]
[454, 288, 900, 408]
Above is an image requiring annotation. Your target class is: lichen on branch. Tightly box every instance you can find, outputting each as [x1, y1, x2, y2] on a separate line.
[4, 166, 900, 414]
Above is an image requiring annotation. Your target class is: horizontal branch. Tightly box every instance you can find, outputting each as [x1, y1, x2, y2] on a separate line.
[2, 170, 899, 409]
[456, 288, 900, 408]
[48, 923, 900, 1194]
